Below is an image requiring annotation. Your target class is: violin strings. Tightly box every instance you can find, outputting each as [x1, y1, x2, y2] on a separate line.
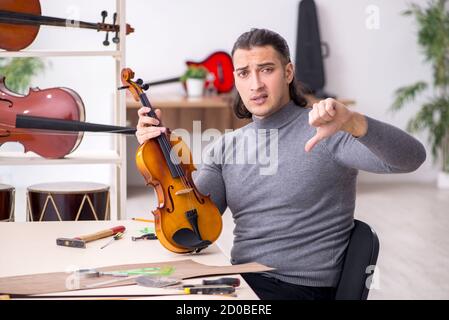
[141, 93, 197, 213]
[161, 134, 197, 214]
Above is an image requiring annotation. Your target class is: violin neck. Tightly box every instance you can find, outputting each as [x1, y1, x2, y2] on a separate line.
[0, 10, 100, 31]
[140, 93, 160, 120]
[139, 93, 185, 179]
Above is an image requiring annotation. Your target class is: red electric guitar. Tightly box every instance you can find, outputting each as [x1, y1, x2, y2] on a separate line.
[147, 51, 234, 94]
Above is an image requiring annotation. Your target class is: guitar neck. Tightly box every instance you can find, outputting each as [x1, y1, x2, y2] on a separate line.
[0, 10, 99, 31]
[147, 77, 181, 86]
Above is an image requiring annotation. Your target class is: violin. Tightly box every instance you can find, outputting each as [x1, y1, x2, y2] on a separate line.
[0, 76, 135, 159]
[0, 76, 85, 158]
[121, 68, 222, 254]
[0, 0, 134, 51]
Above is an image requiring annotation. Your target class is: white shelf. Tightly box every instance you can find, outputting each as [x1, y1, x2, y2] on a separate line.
[1, 0, 128, 221]
[0, 151, 122, 165]
[0, 50, 121, 58]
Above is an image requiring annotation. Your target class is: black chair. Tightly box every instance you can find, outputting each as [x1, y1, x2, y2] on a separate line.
[335, 219, 380, 300]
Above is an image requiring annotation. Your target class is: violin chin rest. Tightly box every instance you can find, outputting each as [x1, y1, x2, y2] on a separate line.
[172, 228, 211, 251]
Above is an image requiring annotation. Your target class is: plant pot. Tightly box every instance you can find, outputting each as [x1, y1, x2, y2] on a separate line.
[437, 171, 449, 189]
[186, 78, 205, 98]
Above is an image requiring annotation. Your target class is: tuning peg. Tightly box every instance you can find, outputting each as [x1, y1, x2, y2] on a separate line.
[112, 13, 120, 44]
[136, 79, 143, 85]
[103, 32, 110, 46]
[100, 11, 110, 46]
[101, 10, 108, 23]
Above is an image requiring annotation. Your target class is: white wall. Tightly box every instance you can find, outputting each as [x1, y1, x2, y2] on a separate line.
[125, 0, 436, 185]
[0, 0, 438, 221]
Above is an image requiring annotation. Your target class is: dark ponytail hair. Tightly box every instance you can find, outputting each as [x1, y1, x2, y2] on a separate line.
[231, 28, 308, 119]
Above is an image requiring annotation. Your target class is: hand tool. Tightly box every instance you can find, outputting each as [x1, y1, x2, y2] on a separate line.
[135, 276, 180, 288]
[76, 269, 129, 278]
[100, 232, 124, 249]
[132, 233, 157, 241]
[56, 226, 126, 248]
[202, 277, 240, 287]
[184, 285, 235, 295]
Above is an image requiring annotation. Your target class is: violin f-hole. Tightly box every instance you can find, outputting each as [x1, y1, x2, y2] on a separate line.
[166, 185, 175, 213]
[192, 188, 206, 204]
[0, 98, 13, 108]
[0, 130, 11, 138]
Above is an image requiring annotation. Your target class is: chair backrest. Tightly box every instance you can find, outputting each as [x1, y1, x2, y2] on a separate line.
[335, 219, 380, 300]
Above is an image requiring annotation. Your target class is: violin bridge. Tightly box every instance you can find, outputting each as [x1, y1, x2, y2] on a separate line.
[175, 188, 193, 196]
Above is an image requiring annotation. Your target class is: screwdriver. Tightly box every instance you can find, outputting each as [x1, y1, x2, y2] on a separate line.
[202, 277, 240, 287]
[100, 232, 124, 249]
[185, 285, 235, 295]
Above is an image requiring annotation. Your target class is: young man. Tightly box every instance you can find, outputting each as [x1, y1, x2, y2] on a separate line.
[135, 29, 426, 300]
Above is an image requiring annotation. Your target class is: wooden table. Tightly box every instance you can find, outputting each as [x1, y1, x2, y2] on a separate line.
[126, 93, 355, 132]
[0, 220, 258, 300]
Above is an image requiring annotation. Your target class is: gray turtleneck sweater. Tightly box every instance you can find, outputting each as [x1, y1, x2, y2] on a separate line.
[193, 101, 426, 287]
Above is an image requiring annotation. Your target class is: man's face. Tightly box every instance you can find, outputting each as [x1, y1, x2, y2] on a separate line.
[233, 45, 294, 119]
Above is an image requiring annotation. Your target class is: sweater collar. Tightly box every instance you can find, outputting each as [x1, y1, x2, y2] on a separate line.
[252, 100, 307, 129]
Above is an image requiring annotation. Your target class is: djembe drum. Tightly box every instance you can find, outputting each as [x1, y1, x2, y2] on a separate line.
[26, 182, 110, 221]
[0, 184, 15, 222]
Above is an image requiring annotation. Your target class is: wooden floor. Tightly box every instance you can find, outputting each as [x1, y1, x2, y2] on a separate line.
[354, 182, 449, 300]
[127, 182, 449, 300]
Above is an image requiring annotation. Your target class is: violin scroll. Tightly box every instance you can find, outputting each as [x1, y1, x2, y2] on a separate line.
[120, 68, 142, 101]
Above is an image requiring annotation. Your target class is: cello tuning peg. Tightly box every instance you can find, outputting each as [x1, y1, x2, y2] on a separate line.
[136, 79, 143, 85]
[142, 83, 150, 91]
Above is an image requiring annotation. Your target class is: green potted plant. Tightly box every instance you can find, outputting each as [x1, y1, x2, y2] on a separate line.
[181, 65, 208, 97]
[0, 57, 44, 94]
[391, 0, 449, 188]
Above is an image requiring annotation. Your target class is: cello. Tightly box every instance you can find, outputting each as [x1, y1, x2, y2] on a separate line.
[121, 68, 222, 254]
[0, 0, 134, 51]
